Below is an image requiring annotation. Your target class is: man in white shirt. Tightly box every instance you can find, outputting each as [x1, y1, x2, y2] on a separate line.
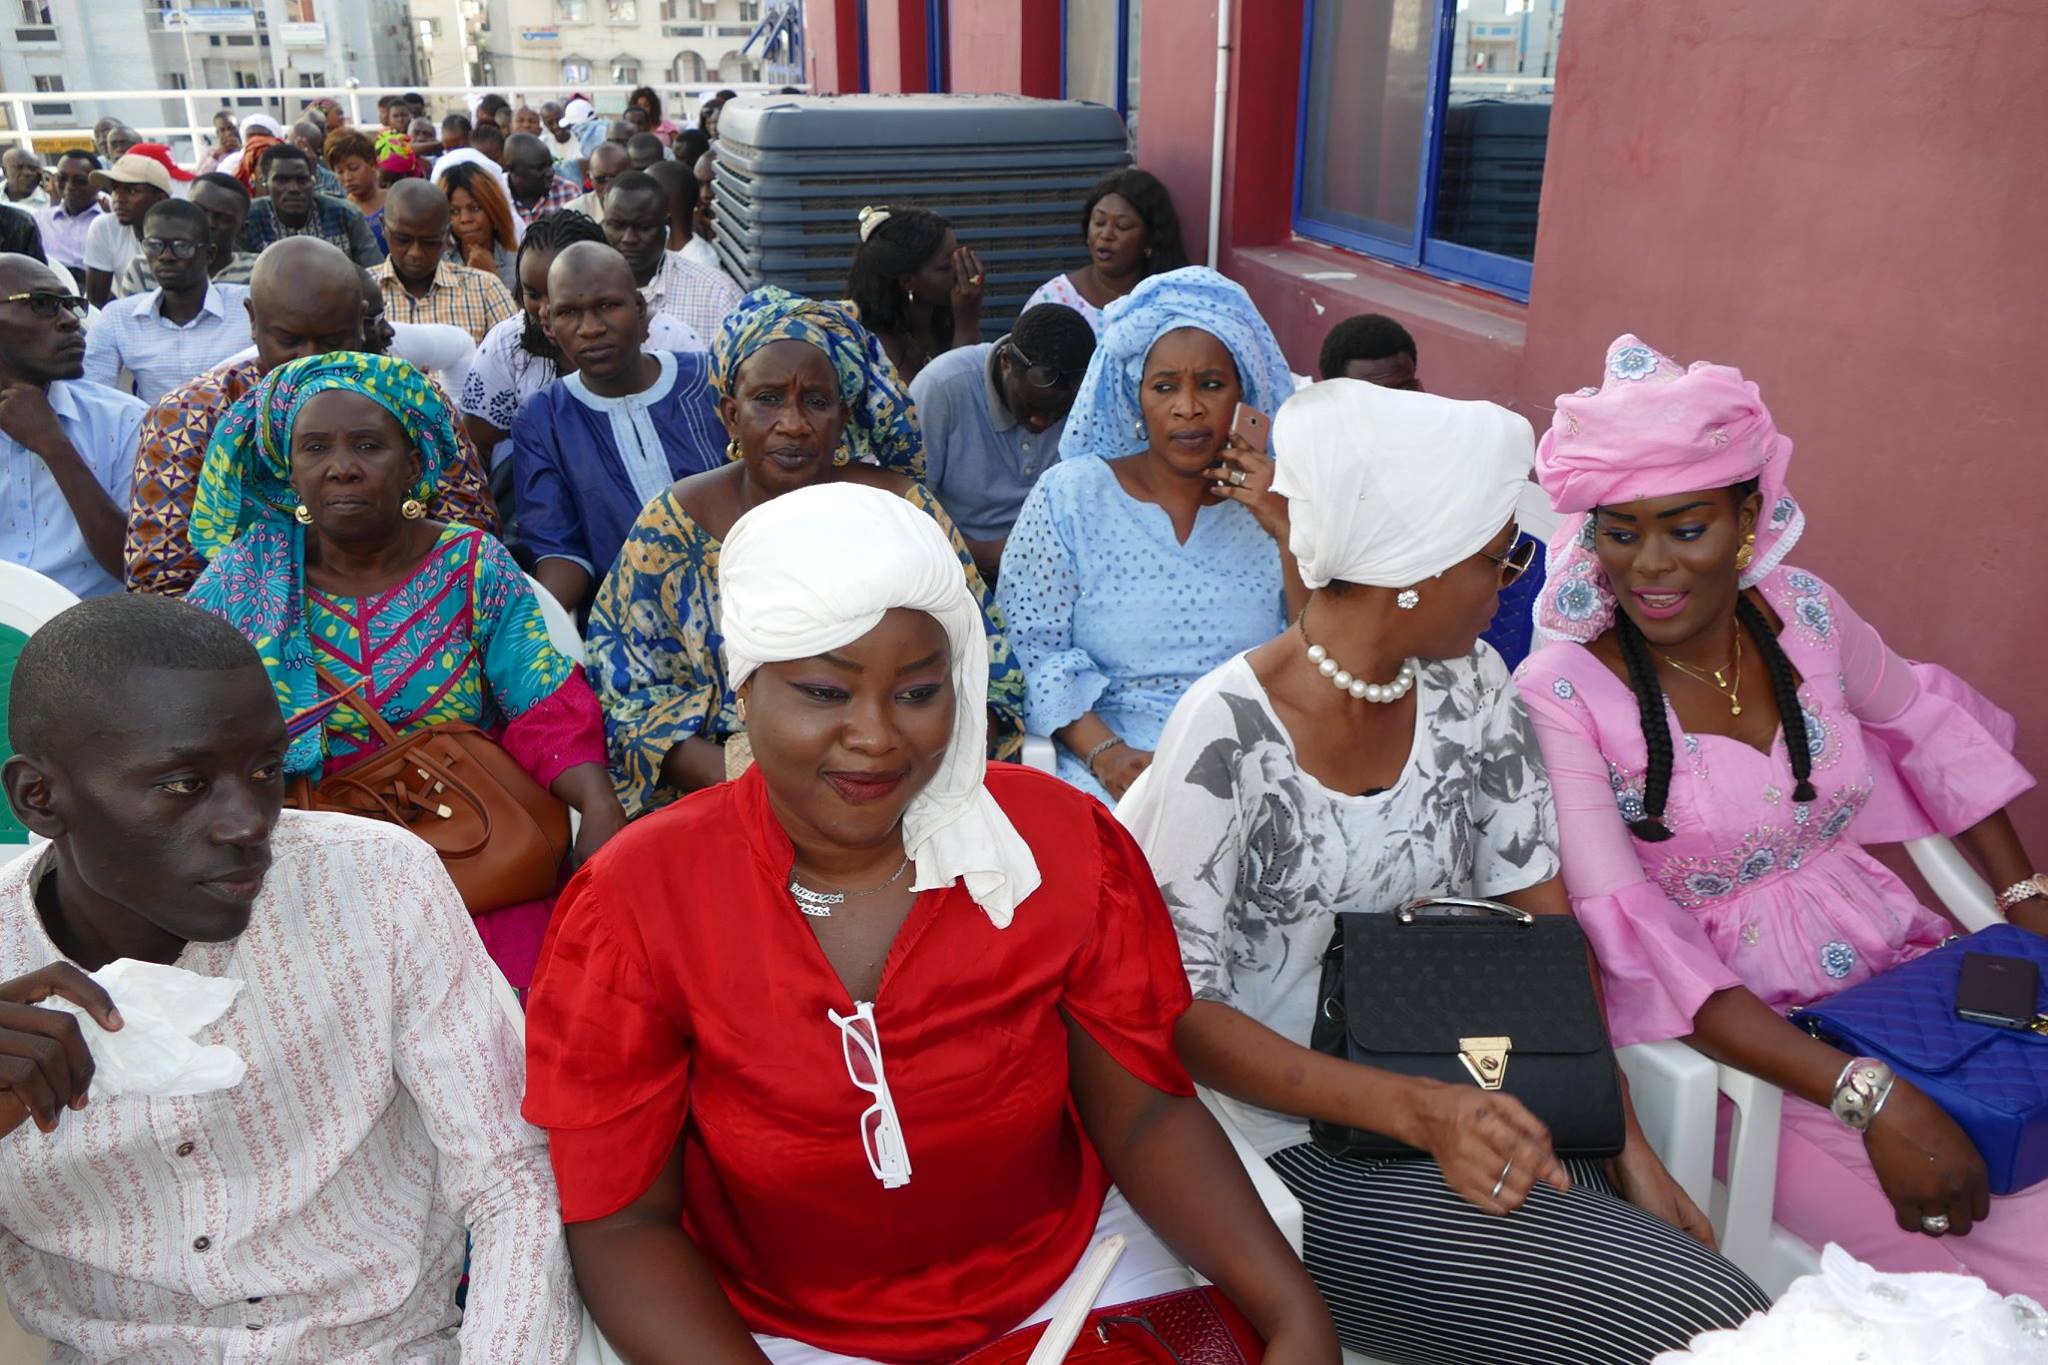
[0, 593, 582, 1362]
[566, 141, 629, 223]
[81, 153, 171, 310]
[0, 253, 140, 598]
[83, 200, 253, 405]
[603, 171, 740, 342]
[32, 152, 104, 272]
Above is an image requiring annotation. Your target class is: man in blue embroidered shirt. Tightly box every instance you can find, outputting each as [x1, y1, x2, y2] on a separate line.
[512, 243, 724, 614]
[906, 302, 1095, 579]
[0, 254, 144, 598]
[237, 145, 382, 268]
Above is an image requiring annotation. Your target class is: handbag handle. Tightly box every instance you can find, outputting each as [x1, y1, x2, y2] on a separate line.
[313, 664, 406, 748]
[1395, 896, 1534, 925]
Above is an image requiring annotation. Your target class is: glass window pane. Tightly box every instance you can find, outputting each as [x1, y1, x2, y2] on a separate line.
[1064, 0, 1119, 110]
[1299, 0, 1438, 248]
[1432, 0, 1563, 261]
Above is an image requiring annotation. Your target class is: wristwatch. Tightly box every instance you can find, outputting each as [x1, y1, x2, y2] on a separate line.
[1829, 1057, 1896, 1132]
[1997, 873, 2048, 914]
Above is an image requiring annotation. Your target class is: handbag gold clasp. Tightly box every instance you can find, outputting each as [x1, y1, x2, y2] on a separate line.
[1459, 1035, 1512, 1090]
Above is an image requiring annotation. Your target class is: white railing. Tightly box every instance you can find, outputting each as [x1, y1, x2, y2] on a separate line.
[1, 80, 800, 161]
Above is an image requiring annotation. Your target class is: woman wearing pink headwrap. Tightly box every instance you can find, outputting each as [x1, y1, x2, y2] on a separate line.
[1518, 335, 2048, 1291]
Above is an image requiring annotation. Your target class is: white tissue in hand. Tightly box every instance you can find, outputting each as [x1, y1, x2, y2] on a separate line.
[44, 959, 245, 1097]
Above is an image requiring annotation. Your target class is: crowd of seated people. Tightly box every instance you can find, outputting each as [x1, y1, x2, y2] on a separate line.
[0, 85, 2036, 1365]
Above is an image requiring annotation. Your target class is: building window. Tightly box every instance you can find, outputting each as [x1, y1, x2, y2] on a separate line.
[612, 58, 639, 82]
[30, 74, 60, 92]
[168, 72, 188, 88]
[233, 69, 261, 87]
[18, 0, 49, 22]
[670, 50, 705, 82]
[1063, 0, 1139, 130]
[736, 0, 758, 19]
[1295, 0, 1564, 302]
[659, 0, 675, 17]
[296, 70, 325, 87]
[562, 56, 592, 82]
[606, 0, 636, 21]
[558, 0, 588, 23]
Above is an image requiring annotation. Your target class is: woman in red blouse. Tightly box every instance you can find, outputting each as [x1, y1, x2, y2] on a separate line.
[524, 484, 1336, 1364]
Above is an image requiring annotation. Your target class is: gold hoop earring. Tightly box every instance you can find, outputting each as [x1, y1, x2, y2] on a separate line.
[725, 438, 741, 463]
[401, 498, 426, 521]
[1734, 532, 1756, 572]
[293, 504, 313, 525]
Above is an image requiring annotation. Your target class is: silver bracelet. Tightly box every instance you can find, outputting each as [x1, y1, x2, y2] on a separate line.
[1829, 1056, 1897, 1132]
[1996, 874, 2048, 913]
[1080, 736, 1124, 772]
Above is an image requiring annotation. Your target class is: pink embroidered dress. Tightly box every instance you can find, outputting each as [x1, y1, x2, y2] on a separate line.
[1517, 562, 2045, 1290]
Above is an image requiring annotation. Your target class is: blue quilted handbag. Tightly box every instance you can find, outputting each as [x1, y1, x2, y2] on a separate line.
[1793, 924, 2048, 1195]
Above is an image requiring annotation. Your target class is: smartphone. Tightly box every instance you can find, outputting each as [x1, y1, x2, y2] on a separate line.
[1229, 402, 1270, 454]
[1954, 951, 2041, 1029]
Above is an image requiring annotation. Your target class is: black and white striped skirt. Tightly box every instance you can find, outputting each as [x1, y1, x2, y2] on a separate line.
[1268, 1143, 1772, 1365]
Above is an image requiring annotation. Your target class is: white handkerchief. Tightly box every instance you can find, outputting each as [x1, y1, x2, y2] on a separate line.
[44, 959, 246, 1097]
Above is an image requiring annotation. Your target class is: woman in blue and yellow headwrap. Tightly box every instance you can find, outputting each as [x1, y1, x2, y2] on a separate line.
[186, 351, 628, 989]
[586, 286, 1024, 815]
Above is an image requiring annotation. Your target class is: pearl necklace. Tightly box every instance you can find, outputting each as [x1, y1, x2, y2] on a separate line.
[1304, 637, 1417, 703]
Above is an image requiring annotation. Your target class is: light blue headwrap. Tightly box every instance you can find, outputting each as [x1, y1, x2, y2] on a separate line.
[1057, 266, 1297, 463]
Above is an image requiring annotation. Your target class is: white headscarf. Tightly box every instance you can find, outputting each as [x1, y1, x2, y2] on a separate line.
[238, 114, 284, 140]
[719, 484, 1042, 928]
[1271, 378, 1535, 589]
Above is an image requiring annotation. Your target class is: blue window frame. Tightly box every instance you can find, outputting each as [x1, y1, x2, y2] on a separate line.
[1294, 0, 1563, 303]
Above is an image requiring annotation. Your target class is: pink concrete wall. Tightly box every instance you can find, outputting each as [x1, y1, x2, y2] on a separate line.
[947, 0, 1062, 97]
[1522, 0, 2048, 850]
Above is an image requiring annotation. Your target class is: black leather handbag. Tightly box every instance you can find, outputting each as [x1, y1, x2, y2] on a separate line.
[1308, 897, 1627, 1159]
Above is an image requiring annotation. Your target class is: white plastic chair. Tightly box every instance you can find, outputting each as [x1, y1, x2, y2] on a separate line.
[526, 573, 584, 664]
[1617, 833, 2005, 1296]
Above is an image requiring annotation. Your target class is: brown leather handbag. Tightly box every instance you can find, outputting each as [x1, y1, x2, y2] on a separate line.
[287, 667, 571, 915]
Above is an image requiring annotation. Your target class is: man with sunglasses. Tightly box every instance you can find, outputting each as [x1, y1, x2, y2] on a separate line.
[32, 152, 105, 275]
[0, 253, 143, 599]
[113, 172, 259, 298]
[84, 200, 251, 407]
[907, 301, 1096, 579]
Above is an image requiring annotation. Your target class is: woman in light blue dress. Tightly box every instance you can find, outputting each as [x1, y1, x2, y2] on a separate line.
[997, 267, 1301, 802]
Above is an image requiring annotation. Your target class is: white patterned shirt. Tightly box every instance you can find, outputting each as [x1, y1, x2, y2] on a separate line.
[641, 248, 742, 345]
[82, 283, 255, 406]
[0, 813, 580, 1363]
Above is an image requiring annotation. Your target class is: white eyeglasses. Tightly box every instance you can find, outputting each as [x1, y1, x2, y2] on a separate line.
[827, 1000, 913, 1189]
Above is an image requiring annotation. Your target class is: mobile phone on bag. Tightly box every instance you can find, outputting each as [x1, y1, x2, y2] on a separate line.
[1955, 951, 2042, 1029]
[1229, 402, 1270, 454]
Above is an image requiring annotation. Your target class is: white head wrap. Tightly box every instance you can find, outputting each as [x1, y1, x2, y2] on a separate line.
[1272, 378, 1536, 589]
[239, 115, 284, 140]
[720, 484, 1042, 928]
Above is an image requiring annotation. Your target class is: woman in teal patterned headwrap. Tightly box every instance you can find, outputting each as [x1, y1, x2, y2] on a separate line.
[587, 286, 1024, 815]
[187, 351, 628, 989]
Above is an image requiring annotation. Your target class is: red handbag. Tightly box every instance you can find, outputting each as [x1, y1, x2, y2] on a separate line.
[952, 1288, 1264, 1365]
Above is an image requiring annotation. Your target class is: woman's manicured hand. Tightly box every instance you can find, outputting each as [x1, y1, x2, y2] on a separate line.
[1609, 1131, 1717, 1247]
[1091, 744, 1152, 802]
[1208, 438, 1289, 544]
[1863, 1079, 1989, 1237]
[1409, 1080, 1571, 1214]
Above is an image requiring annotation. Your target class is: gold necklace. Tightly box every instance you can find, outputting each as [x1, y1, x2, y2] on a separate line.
[1659, 631, 1744, 716]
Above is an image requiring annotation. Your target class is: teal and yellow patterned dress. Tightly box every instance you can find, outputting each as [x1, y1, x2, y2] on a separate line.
[587, 480, 1025, 816]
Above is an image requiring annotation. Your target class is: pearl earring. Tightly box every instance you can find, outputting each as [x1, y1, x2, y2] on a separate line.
[1396, 589, 1420, 610]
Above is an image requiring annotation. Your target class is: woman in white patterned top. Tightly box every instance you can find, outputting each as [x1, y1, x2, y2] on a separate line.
[1121, 379, 1769, 1365]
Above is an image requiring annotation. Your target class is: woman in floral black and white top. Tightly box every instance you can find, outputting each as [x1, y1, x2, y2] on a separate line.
[1119, 379, 1768, 1365]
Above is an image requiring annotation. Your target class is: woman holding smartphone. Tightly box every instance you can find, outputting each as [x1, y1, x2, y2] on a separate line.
[997, 268, 1304, 801]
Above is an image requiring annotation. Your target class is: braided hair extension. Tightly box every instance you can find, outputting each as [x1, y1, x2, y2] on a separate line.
[1738, 595, 1817, 804]
[1613, 610, 1678, 842]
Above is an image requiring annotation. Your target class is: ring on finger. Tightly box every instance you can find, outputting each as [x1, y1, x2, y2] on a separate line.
[1228, 467, 1248, 487]
[1920, 1212, 1951, 1235]
[1490, 1159, 1513, 1200]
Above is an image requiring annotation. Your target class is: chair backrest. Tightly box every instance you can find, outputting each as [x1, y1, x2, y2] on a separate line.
[524, 573, 584, 663]
[0, 565, 79, 848]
